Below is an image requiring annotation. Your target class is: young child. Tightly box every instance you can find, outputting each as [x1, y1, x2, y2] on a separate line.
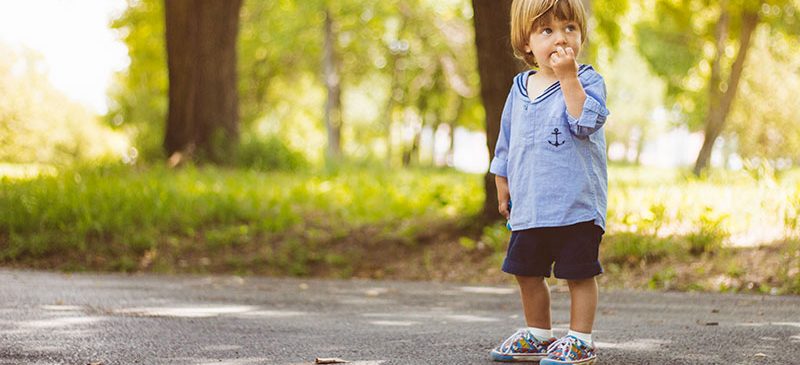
[488, 0, 609, 364]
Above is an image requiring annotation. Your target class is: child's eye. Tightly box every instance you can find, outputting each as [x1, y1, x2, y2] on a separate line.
[566, 24, 577, 32]
[541, 28, 552, 35]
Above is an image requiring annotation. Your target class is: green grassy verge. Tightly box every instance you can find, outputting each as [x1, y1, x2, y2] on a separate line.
[2, 163, 799, 294]
[0, 163, 483, 275]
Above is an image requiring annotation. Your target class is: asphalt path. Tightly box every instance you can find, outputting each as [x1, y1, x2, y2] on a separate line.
[1, 269, 799, 364]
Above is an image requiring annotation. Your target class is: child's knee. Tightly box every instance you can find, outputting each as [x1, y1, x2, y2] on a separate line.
[515, 275, 546, 285]
[566, 277, 596, 287]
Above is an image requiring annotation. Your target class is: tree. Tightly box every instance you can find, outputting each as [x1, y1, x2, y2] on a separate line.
[636, 0, 799, 175]
[0, 45, 125, 164]
[727, 27, 800, 166]
[323, 8, 343, 161]
[113, 0, 479, 167]
[472, 0, 520, 221]
[163, 0, 243, 164]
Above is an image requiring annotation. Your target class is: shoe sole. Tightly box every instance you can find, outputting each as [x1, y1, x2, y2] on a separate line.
[540, 357, 596, 365]
[490, 350, 547, 362]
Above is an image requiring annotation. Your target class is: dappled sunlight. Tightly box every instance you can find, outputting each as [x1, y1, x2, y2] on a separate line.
[735, 322, 800, 328]
[202, 345, 243, 351]
[21, 316, 103, 328]
[369, 320, 420, 326]
[115, 305, 258, 318]
[0, 163, 57, 180]
[171, 357, 273, 365]
[236, 310, 306, 318]
[773, 322, 800, 328]
[443, 314, 499, 322]
[362, 311, 499, 324]
[39, 305, 83, 311]
[111, 305, 306, 319]
[595, 338, 671, 351]
[459, 286, 515, 295]
[288, 360, 388, 365]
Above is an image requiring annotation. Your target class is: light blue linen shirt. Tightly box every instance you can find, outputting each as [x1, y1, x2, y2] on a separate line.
[489, 64, 610, 231]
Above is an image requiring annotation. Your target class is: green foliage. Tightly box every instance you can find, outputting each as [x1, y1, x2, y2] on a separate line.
[109, 0, 481, 165]
[603, 233, 678, 266]
[634, 0, 800, 163]
[590, 0, 631, 54]
[779, 240, 800, 294]
[234, 135, 308, 171]
[0, 44, 127, 165]
[634, 0, 709, 129]
[107, 0, 167, 161]
[648, 268, 677, 290]
[686, 207, 730, 255]
[727, 29, 800, 162]
[785, 185, 800, 236]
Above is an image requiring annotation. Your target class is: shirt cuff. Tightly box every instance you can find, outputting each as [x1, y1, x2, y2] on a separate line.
[567, 96, 609, 131]
[489, 156, 508, 177]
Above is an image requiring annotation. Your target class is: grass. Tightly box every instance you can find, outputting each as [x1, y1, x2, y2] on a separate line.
[0, 163, 483, 275]
[1, 162, 799, 294]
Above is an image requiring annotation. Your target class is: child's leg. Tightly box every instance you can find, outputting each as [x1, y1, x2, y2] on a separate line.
[515, 275, 551, 329]
[566, 276, 598, 333]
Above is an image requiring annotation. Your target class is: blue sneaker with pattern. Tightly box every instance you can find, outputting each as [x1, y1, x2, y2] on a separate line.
[490, 328, 556, 362]
[540, 335, 597, 365]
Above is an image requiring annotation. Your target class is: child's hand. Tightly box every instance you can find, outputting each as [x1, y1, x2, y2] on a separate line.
[498, 200, 510, 220]
[549, 46, 578, 80]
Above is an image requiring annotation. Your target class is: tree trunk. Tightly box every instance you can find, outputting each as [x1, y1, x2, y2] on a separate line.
[383, 59, 399, 167]
[323, 8, 343, 162]
[693, 6, 760, 175]
[164, 0, 242, 164]
[472, 0, 521, 221]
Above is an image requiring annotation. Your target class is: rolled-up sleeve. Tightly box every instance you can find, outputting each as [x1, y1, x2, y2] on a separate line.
[567, 72, 609, 137]
[489, 88, 514, 177]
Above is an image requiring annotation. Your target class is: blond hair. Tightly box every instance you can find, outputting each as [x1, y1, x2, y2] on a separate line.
[510, 0, 588, 67]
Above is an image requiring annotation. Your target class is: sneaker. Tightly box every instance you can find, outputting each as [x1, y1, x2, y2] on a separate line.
[540, 335, 596, 365]
[490, 329, 557, 362]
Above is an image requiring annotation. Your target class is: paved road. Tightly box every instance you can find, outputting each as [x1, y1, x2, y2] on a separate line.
[1, 269, 799, 365]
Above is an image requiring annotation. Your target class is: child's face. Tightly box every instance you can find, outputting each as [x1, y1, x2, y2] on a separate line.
[525, 15, 582, 71]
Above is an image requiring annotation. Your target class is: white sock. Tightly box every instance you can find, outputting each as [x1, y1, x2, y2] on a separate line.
[526, 327, 553, 340]
[567, 330, 592, 344]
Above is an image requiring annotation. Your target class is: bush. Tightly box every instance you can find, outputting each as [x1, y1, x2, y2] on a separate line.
[687, 207, 729, 256]
[234, 135, 307, 171]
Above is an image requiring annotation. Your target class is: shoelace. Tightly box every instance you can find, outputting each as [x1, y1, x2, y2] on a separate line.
[500, 329, 542, 352]
[547, 335, 579, 356]
[499, 329, 528, 351]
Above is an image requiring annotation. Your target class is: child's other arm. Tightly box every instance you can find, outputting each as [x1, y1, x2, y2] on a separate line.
[490, 87, 513, 220]
[496, 175, 510, 220]
[490, 88, 513, 177]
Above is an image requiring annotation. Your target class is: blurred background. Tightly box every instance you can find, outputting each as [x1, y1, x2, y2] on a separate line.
[1, 0, 799, 294]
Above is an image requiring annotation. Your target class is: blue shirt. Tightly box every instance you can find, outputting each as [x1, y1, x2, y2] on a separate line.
[489, 64, 610, 231]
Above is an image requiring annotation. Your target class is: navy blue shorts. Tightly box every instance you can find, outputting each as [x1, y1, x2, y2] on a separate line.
[502, 220, 604, 279]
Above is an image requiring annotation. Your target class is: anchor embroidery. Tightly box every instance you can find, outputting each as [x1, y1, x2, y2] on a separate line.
[548, 128, 565, 147]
